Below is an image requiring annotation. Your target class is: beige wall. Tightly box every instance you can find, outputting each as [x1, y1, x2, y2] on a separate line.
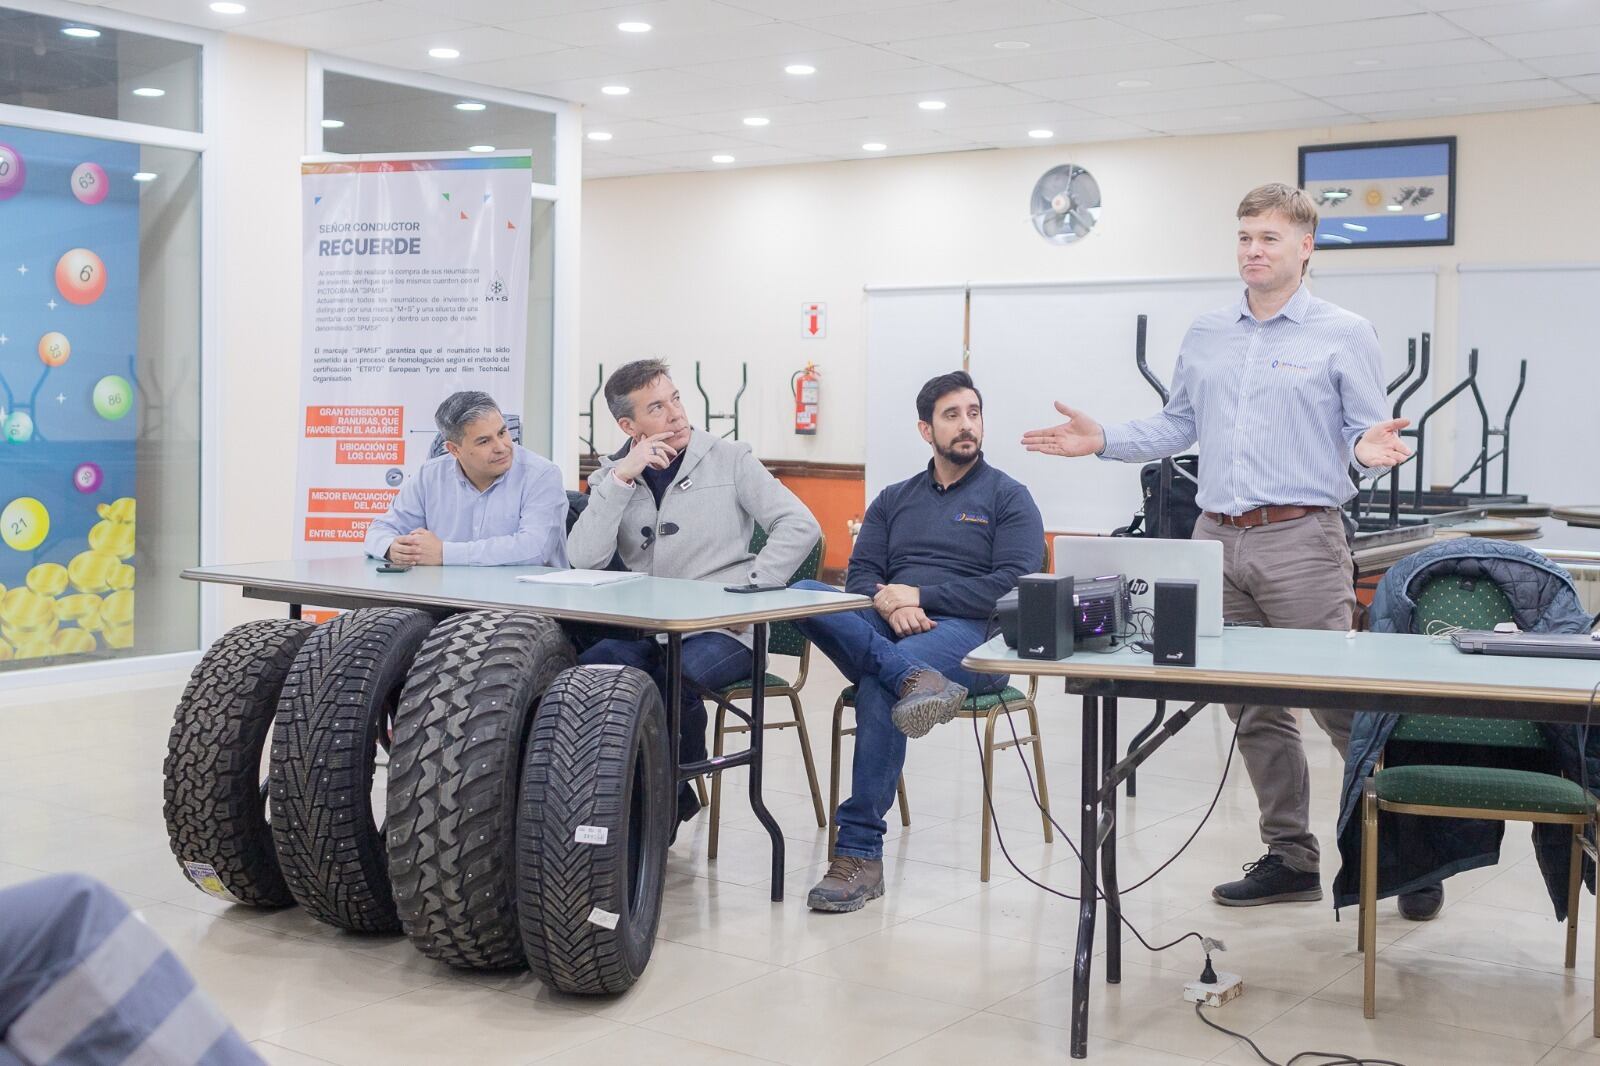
[215, 35, 307, 627]
[579, 103, 1600, 467]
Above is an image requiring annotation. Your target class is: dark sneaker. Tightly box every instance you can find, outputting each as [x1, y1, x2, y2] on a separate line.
[806, 856, 885, 913]
[667, 782, 701, 846]
[1398, 881, 1443, 921]
[890, 669, 968, 739]
[1212, 853, 1322, 906]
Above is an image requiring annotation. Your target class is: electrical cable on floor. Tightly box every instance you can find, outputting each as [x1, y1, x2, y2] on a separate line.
[973, 689, 1408, 1066]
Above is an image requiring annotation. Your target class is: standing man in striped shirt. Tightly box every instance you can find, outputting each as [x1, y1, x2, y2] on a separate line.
[1022, 183, 1422, 912]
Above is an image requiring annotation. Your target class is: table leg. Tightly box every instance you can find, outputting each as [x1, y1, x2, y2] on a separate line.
[665, 633, 683, 848]
[1101, 696, 1121, 985]
[1071, 691, 1101, 1060]
[747, 623, 785, 901]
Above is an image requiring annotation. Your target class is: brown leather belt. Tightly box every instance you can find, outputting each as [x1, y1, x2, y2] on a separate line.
[1203, 505, 1329, 529]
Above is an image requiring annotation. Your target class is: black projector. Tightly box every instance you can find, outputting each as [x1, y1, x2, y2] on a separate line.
[996, 575, 1128, 650]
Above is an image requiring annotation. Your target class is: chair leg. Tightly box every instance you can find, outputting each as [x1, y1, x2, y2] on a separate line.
[896, 776, 910, 826]
[1026, 700, 1053, 843]
[1591, 815, 1599, 1039]
[980, 707, 1003, 883]
[695, 776, 709, 806]
[1567, 824, 1582, 970]
[828, 696, 845, 858]
[1362, 782, 1379, 1020]
[789, 693, 827, 828]
[708, 705, 728, 861]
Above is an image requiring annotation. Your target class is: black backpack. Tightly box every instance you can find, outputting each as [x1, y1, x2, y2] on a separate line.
[1113, 455, 1200, 540]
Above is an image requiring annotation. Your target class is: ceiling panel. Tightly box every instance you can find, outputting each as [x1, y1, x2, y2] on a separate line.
[1281, 58, 1539, 98]
[245, 1, 475, 50]
[1014, 59, 1254, 100]
[1182, 13, 1471, 62]
[884, 17, 1150, 64]
[1076, 79, 1305, 117]
[336, 25, 566, 70]
[797, 0, 1095, 45]
[1485, 24, 1600, 60]
[946, 39, 1210, 81]
[1436, 0, 1600, 37]
[1108, 0, 1425, 40]
[1231, 37, 1503, 80]
[1325, 77, 1580, 116]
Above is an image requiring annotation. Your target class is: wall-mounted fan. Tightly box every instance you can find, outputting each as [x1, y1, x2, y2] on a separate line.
[1030, 164, 1101, 245]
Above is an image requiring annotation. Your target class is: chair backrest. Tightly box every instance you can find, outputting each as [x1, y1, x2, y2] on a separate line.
[1390, 575, 1547, 749]
[750, 524, 825, 659]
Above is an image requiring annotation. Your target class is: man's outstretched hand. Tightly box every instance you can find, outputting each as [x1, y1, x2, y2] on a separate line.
[1021, 402, 1106, 458]
[1355, 418, 1412, 469]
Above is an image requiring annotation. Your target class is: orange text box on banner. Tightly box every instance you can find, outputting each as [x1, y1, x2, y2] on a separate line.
[307, 488, 398, 515]
[336, 439, 405, 465]
[304, 405, 403, 439]
[303, 516, 372, 543]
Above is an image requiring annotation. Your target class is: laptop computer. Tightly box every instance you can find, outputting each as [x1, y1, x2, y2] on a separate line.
[1052, 536, 1225, 637]
[1451, 630, 1600, 660]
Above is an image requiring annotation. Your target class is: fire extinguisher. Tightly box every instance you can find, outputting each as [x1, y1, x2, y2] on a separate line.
[792, 363, 820, 435]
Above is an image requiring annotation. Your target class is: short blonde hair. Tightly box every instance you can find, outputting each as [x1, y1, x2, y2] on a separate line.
[1237, 182, 1318, 233]
[1238, 183, 1317, 275]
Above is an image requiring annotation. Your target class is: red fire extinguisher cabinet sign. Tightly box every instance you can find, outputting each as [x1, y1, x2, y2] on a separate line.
[802, 302, 826, 339]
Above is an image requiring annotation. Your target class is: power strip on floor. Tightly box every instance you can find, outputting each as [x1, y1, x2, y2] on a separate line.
[1183, 970, 1244, 1008]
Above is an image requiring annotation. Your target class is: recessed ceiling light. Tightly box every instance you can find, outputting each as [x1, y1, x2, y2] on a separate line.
[1433, 95, 1458, 102]
[132, 172, 157, 182]
[209, 1, 246, 12]
[1117, 78, 1152, 89]
[862, 142, 886, 151]
[918, 99, 946, 111]
[618, 21, 651, 32]
[1242, 12, 1285, 23]
[132, 86, 165, 97]
[587, 131, 613, 141]
[321, 118, 345, 128]
[428, 47, 460, 59]
[1028, 129, 1053, 139]
[743, 116, 770, 127]
[993, 40, 1030, 50]
[601, 85, 630, 96]
[61, 26, 100, 38]
[455, 101, 486, 111]
[468, 144, 495, 152]
[1352, 57, 1380, 66]
[711, 154, 735, 163]
[785, 63, 816, 75]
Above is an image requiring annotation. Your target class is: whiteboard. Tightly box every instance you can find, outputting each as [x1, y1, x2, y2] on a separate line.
[1455, 265, 1600, 505]
[867, 272, 1440, 534]
[863, 287, 967, 504]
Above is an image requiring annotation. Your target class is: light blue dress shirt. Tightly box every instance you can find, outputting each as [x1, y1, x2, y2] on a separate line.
[1099, 284, 1389, 515]
[362, 445, 570, 567]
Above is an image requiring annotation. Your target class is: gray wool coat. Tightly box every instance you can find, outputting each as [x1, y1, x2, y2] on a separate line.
[568, 429, 821, 600]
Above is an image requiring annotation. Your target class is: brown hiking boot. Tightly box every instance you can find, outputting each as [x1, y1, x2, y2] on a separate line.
[807, 856, 885, 913]
[890, 668, 968, 739]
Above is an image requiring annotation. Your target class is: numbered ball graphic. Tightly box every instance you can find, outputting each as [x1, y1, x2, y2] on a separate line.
[70, 162, 109, 205]
[38, 332, 70, 368]
[93, 376, 133, 421]
[55, 248, 106, 306]
[0, 143, 24, 200]
[4, 410, 34, 444]
[73, 462, 104, 494]
[1, 497, 49, 552]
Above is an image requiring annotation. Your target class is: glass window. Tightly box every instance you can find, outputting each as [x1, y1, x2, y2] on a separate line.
[0, 7, 202, 132]
[0, 125, 201, 671]
[322, 72, 556, 186]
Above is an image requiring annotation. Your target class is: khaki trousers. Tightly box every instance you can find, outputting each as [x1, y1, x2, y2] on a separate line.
[1192, 509, 1356, 874]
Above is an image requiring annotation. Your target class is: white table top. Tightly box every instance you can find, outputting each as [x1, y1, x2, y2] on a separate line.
[184, 558, 868, 632]
[964, 627, 1600, 707]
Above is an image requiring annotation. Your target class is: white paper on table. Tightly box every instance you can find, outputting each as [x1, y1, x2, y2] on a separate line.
[517, 569, 645, 588]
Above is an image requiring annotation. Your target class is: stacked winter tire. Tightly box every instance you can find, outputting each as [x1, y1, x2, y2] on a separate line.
[164, 606, 674, 994]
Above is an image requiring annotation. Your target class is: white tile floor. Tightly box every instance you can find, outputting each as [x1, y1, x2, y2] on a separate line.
[4, 653, 1597, 1066]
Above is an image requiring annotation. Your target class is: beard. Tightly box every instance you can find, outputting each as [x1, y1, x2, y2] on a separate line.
[936, 434, 980, 466]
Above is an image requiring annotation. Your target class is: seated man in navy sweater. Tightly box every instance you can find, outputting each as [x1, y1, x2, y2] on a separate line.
[793, 370, 1044, 912]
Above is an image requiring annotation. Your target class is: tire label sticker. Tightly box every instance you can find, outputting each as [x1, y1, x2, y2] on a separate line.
[574, 825, 608, 845]
[587, 907, 620, 930]
[182, 861, 242, 904]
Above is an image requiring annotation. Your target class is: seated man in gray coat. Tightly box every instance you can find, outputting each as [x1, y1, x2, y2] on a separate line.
[568, 359, 821, 835]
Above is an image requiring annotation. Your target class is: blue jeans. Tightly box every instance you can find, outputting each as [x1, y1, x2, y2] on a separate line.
[790, 580, 1006, 859]
[578, 631, 753, 803]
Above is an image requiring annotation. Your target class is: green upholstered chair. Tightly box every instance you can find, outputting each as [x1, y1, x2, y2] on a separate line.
[1359, 574, 1598, 1030]
[703, 530, 828, 860]
[828, 674, 1052, 883]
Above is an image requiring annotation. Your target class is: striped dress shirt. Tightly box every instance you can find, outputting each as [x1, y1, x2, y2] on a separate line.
[1098, 283, 1389, 515]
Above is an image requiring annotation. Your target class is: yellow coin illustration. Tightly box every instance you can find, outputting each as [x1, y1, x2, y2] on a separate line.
[1, 497, 49, 552]
[26, 562, 69, 597]
[55, 593, 103, 630]
[51, 628, 96, 655]
[101, 588, 134, 648]
[68, 550, 120, 593]
[108, 562, 134, 591]
[88, 519, 136, 559]
[98, 497, 136, 525]
[0, 637, 12, 661]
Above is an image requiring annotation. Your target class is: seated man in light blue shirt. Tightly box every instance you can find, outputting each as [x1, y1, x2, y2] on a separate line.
[362, 390, 569, 568]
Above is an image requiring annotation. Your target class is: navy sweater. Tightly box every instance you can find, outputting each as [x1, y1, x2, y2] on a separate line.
[846, 456, 1045, 620]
